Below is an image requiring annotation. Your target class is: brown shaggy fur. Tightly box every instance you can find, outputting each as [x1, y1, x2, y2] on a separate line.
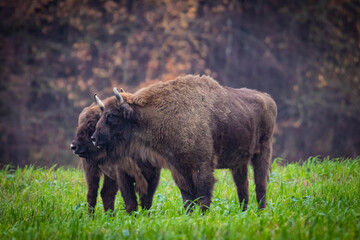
[92, 75, 277, 211]
[71, 104, 161, 214]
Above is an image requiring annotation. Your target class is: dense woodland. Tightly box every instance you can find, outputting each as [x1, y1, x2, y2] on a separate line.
[0, 0, 359, 167]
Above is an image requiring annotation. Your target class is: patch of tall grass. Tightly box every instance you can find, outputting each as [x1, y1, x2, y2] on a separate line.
[0, 157, 359, 239]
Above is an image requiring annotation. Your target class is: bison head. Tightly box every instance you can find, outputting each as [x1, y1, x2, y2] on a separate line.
[91, 88, 137, 149]
[71, 103, 104, 159]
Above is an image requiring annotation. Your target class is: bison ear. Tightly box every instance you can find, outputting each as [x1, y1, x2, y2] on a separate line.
[119, 103, 138, 122]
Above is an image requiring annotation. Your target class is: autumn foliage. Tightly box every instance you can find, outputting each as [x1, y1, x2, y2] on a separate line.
[0, 0, 359, 167]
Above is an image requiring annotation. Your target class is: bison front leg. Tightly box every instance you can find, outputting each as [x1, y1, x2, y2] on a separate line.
[179, 188, 196, 212]
[174, 165, 216, 213]
[193, 167, 216, 213]
[100, 175, 118, 212]
[117, 170, 138, 213]
[82, 159, 100, 216]
[169, 168, 196, 212]
[231, 164, 249, 211]
[140, 168, 161, 210]
[251, 141, 272, 209]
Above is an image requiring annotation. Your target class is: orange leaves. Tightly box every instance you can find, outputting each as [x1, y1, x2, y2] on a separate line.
[104, 1, 119, 13]
[57, 0, 77, 18]
[317, 74, 327, 88]
[92, 68, 110, 79]
[212, 5, 226, 13]
[180, 18, 189, 29]
[145, 12, 156, 24]
[357, 21, 360, 34]
[72, 43, 91, 61]
[69, 17, 84, 31]
[77, 79, 87, 91]
[148, 59, 159, 72]
[57, 79, 66, 89]
[161, 0, 199, 31]
[187, 6, 197, 20]
[79, 7, 103, 19]
[138, 79, 161, 89]
[163, 57, 190, 81]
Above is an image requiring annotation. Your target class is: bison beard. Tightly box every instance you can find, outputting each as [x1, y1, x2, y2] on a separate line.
[92, 75, 277, 212]
[71, 104, 161, 215]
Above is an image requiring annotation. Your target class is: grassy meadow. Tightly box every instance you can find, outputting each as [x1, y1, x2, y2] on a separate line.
[0, 157, 359, 240]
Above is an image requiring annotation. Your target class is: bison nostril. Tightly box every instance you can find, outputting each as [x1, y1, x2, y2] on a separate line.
[90, 136, 96, 145]
[70, 143, 77, 151]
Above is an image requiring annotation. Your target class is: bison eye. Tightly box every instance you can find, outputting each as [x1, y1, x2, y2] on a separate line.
[106, 113, 120, 125]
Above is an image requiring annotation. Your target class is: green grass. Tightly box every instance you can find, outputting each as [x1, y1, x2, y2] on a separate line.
[0, 157, 359, 240]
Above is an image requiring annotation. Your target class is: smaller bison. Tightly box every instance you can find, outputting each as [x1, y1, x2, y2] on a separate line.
[92, 75, 277, 212]
[71, 97, 161, 214]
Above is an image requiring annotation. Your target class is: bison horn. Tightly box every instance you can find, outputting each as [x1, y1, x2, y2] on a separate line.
[120, 88, 125, 93]
[94, 94, 104, 112]
[113, 87, 124, 104]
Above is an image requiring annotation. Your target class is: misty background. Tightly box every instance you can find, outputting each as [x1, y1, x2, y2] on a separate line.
[0, 0, 359, 167]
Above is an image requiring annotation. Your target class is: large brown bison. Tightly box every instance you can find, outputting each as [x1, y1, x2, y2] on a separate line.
[71, 100, 161, 214]
[92, 75, 277, 211]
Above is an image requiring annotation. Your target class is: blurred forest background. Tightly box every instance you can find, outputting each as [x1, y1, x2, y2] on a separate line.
[0, 0, 359, 167]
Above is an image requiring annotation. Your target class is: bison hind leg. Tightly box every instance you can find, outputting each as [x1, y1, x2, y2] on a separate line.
[251, 140, 272, 209]
[231, 164, 249, 211]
